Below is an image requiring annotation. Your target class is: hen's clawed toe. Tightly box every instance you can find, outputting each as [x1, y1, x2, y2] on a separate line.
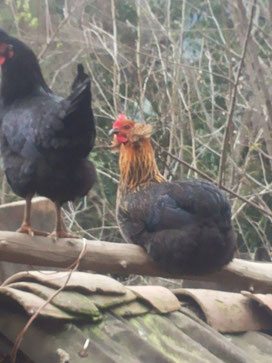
[17, 224, 49, 237]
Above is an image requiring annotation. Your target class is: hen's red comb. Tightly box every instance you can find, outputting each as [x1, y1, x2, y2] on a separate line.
[113, 114, 127, 128]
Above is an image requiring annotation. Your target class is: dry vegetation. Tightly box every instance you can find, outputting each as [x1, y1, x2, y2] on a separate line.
[0, 0, 271, 258]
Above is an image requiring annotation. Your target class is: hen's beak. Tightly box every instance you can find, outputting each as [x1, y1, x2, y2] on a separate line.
[108, 128, 119, 136]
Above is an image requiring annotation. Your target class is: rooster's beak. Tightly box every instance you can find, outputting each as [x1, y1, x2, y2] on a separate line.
[109, 128, 119, 136]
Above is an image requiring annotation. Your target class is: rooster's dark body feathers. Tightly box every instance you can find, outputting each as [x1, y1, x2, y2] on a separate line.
[118, 179, 235, 274]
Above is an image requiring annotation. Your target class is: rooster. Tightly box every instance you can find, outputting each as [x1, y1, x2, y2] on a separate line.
[0, 29, 96, 238]
[110, 115, 236, 274]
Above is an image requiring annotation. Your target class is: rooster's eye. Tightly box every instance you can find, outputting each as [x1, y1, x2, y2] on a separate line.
[123, 125, 131, 130]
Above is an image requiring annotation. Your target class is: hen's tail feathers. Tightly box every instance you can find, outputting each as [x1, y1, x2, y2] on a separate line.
[68, 80, 91, 112]
[139, 224, 236, 275]
[71, 63, 90, 92]
[67, 64, 93, 115]
[63, 64, 96, 150]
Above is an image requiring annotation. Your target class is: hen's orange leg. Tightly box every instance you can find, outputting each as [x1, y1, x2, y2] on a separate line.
[50, 202, 79, 239]
[17, 193, 49, 236]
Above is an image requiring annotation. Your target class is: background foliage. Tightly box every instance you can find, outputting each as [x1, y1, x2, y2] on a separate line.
[0, 0, 271, 259]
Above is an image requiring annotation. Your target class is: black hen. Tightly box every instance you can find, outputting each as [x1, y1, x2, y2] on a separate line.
[110, 115, 236, 275]
[0, 29, 96, 238]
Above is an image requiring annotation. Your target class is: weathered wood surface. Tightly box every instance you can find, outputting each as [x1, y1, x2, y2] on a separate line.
[0, 231, 271, 293]
[0, 197, 55, 232]
[0, 198, 56, 281]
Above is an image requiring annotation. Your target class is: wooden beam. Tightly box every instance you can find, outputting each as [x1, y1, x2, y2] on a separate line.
[0, 231, 271, 293]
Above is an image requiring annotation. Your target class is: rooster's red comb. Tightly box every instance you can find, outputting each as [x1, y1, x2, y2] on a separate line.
[113, 114, 127, 128]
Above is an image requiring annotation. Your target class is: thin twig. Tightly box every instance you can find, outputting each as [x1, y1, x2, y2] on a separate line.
[38, 4, 78, 60]
[256, 147, 272, 161]
[218, 0, 257, 187]
[111, 0, 120, 113]
[155, 142, 272, 218]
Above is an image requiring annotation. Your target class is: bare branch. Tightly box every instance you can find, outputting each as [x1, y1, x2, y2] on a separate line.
[0, 231, 272, 293]
[218, 0, 257, 187]
[155, 141, 272, 218]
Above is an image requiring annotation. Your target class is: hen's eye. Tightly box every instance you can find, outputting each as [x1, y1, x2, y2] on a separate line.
[123, 125, 131, 130]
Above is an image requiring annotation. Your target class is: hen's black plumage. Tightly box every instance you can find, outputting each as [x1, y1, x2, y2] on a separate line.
[0, 29, 96, 237]
[111, 116, 236, 275]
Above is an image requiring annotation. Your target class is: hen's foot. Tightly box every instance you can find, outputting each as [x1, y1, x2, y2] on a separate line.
[49, 230, 80, 240]
[17, 224, 49, 237]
